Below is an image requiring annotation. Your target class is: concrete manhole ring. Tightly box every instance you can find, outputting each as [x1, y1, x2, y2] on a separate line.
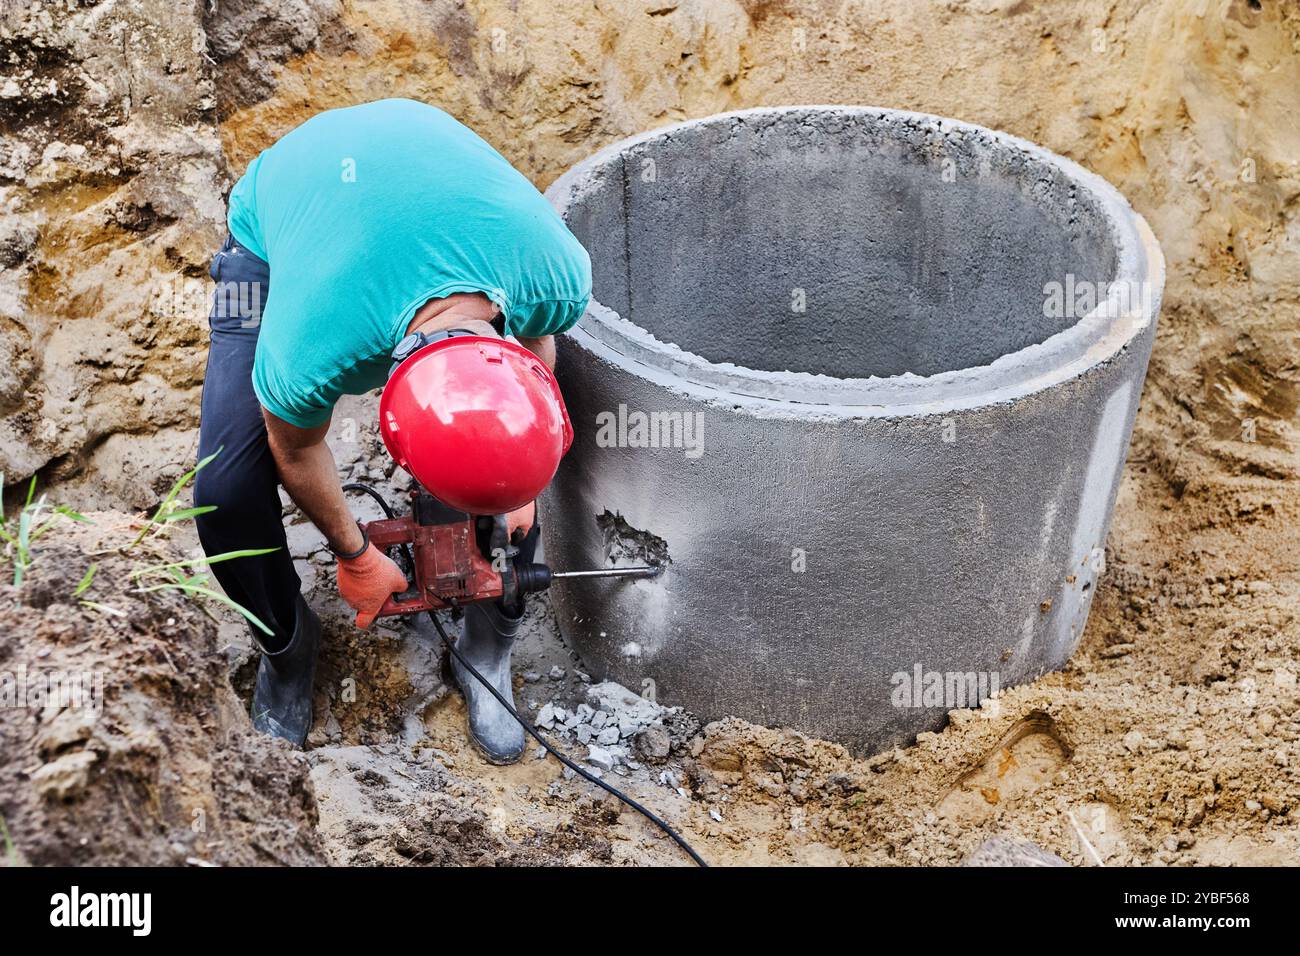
[543, 105, 1163, 754]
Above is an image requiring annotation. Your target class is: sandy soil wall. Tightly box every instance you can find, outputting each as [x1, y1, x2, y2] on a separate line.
[1, 0, 1296, 516]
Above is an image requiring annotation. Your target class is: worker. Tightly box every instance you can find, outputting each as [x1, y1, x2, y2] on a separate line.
[193, 99, 592, 764]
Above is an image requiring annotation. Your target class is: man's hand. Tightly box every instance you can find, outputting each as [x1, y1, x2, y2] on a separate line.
[506, 500, 535, 537]
[337, 543, 410, 629]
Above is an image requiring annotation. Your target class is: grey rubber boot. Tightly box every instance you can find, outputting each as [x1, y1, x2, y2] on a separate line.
[450, 600, 526, 764]
[251, 594, 320, 748]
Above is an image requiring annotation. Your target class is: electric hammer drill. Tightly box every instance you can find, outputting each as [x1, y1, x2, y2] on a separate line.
[356, 486, 657, 619]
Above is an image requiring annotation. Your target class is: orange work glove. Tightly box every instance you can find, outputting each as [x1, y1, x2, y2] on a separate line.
[337, 543, 410, 629]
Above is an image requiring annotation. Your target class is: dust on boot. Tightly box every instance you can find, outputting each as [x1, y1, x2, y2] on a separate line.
[450, 599, 526, 764]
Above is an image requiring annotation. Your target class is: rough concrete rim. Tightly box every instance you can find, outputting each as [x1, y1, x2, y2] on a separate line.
[546, 104, 1166, 418]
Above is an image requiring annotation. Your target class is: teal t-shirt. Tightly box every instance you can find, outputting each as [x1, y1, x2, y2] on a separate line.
[227, 98, 592, 428]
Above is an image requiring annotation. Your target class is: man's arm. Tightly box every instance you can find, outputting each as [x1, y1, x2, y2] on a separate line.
[263, 406, 408, 628]
[261, 409, 365, 554]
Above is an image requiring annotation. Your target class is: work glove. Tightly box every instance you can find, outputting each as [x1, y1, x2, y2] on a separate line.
[337, 543, 409, 629]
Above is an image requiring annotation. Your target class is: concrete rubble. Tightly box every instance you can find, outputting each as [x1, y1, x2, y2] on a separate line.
[535, 680, 681, 775]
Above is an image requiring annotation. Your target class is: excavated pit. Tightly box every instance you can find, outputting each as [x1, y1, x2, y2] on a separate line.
[543, 107, 1164, 754]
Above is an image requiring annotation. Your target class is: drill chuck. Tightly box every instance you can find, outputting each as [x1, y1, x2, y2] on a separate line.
[514, 562, 554, 594]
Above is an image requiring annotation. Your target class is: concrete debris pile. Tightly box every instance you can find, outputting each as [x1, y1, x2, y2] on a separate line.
[534, 681, 683, 774]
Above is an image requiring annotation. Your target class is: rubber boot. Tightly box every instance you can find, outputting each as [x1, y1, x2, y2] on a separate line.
[450, 600, 526, 764]
[250, 594, 320, 747]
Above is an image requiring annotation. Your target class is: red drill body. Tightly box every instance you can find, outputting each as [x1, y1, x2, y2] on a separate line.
[361, 489, 659, 619]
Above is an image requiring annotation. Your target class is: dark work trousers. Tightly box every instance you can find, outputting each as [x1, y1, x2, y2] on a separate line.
[194, 235, 300, 652]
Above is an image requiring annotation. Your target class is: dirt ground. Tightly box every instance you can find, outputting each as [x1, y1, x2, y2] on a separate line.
[290, 428, 1297, 867]
[5, 389, 1296, 867]
[0, 517, 324, 866]
[1, 1, 1298, 866]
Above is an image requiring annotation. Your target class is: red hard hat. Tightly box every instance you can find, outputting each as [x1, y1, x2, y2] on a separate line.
[379, 335, 574, 515]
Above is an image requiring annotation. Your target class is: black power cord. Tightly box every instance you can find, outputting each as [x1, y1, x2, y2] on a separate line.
[343, 482, 707, 867]
[427, 610, 707, 867]
[343, 482, 400, 521]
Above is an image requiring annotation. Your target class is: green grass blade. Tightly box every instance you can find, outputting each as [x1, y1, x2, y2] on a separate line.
[191, 547, 280, 564]
[31, 513, 70, 541]
[136, 581, 274, 636]
[17, 506, 32, 548]
[129, 547, 279, 578]
[73, 563, 97, 596]
[81, 599, 127, 618]
[130, 448, 222, 547]
[0, 814, 17, 866]
[160, 506, 218, 523]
